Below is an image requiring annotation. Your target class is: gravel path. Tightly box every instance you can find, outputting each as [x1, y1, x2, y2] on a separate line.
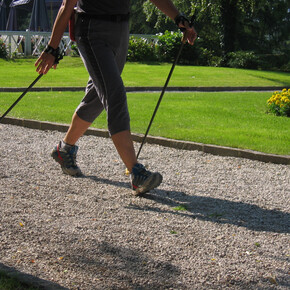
[0, 124, 289, 289]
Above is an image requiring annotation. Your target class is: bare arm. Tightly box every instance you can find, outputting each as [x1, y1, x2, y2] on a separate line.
[149, 0, 197, 45]
[35, 0, 78, 75]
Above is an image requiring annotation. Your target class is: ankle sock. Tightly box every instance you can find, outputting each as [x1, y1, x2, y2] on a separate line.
[61, 141, 73, 151]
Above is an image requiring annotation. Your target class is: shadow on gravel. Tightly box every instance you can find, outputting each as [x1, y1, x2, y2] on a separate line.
[81, 175, 130, 189]
[66, 241, 183, 289]
[81, 175, 289, 234]
[0, 263, 68, 289]
[131, 191, 290, 234]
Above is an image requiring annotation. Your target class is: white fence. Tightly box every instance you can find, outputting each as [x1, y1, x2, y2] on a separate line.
[0, 31, 158, 57]
[0, 31, 73, 57]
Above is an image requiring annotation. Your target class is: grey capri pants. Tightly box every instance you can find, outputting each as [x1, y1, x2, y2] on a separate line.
[74, 14, 130, 136]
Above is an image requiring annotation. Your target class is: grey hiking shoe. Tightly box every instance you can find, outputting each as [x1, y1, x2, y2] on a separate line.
[131, 163, 162, 195]
[51, 142, 82, 177]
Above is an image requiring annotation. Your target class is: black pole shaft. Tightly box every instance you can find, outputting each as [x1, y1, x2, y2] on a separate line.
[0, 74, 43, 123]
[136, 40, 186, 159]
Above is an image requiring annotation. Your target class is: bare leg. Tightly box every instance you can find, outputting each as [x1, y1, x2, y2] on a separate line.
[63, 114, 137, 172]
[64, 112, 92, 145]
[111, 130, 137, 172]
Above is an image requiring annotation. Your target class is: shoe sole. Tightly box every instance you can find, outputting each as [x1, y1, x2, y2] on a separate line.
[133, 173, 163, 196]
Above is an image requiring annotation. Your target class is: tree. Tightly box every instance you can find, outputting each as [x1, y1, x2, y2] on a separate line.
[142, 0, 289, 55]
[130, 0, 156, 34]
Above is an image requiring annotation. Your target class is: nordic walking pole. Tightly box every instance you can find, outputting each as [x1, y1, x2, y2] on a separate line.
[0, 74, 43, 123]
[136, 16, 194, 159]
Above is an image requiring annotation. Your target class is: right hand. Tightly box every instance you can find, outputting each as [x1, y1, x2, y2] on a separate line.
[35, 51, 57, 75]
[179, 22, 197, 45]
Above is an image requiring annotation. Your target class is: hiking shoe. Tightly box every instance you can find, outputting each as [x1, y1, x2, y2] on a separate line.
[51, 142, 82, 177]
[131, 163, 162, 195]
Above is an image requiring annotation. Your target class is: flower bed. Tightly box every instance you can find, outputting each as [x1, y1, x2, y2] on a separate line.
[267, 88, 290, 117]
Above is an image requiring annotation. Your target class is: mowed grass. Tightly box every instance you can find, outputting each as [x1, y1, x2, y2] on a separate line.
[0, 58, 289, 88]
[0, 271, 38, 290]
[0, 90, 289, 155]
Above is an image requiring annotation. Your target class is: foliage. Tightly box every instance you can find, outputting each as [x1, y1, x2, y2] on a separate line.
[267, 89, 290, 117]
[127, 32, 214, 65]
[173, 205, 188, 211]
[140, 0, 290, 70]
[129, 0, 156, 34]
[70, 43, 80, 57]
[226, 51, 258, 69]
[0, 39, 8, 59]
[156, 31, 183, 62]
[127, 36, 157, 61]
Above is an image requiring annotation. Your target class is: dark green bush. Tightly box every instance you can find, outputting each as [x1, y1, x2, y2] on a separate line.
[70, 43, 80, 57]
[127, 36, 157, 61]
[155, 31, 182, 62]
[226, 51, 259, 69]
[257, 53, 289, 71]
[280, 61, 290, 72]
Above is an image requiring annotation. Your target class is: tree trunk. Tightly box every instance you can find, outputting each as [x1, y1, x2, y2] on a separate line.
[220, 0, 239, 54]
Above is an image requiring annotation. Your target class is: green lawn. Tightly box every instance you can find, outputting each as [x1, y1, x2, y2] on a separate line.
[0, 271, 38, 290]
[0, 90, 289, 155]
[0, 57, 289, 88]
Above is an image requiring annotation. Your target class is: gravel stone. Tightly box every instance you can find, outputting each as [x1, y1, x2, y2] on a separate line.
[0, 124, 289, 289]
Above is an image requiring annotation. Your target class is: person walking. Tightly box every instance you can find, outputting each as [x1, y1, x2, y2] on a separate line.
[35, 0, 197, 195]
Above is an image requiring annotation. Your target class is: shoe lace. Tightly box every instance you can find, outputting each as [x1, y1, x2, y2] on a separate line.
[138, 167, 151, 178]
[62, 149, 77, 167]
[133, 166, 152, 185]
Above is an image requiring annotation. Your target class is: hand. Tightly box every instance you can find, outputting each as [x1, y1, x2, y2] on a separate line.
[179, 22, 197, 45]
[35, 52, 57, 75]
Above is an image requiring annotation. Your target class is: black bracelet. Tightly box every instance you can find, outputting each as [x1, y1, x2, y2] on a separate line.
[174, 13, 190, 32]
[44, 45, 63, 64]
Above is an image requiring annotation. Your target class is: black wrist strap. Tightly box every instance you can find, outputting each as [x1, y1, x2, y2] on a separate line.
[174, 13, 190, 32]
[44, 45, 63, 64]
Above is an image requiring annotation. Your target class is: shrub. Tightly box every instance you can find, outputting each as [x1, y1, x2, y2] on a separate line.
[226, 51, 259, 69]
[127, 36, 157, 62]
[156, 30, 200, 65]
[70, 43, 80, 57]
[0, 38, 8, 59]
[267, 88, 290, 117]
[156, 30, 182, 62]
[280, 61, 290, 72]
[257, 53, 289, 71]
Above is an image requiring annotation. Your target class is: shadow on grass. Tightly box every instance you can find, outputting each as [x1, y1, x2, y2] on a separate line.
[248, 73, 290, 87]
[82, 174, 290, 234]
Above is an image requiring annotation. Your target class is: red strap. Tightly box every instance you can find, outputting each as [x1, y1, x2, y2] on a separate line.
[69, 11, 76, 42]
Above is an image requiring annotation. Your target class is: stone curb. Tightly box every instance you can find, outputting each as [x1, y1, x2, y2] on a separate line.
[1, 117, 289, 165]
[0, 86, 288, 93]
[0, 263, 68, 290]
